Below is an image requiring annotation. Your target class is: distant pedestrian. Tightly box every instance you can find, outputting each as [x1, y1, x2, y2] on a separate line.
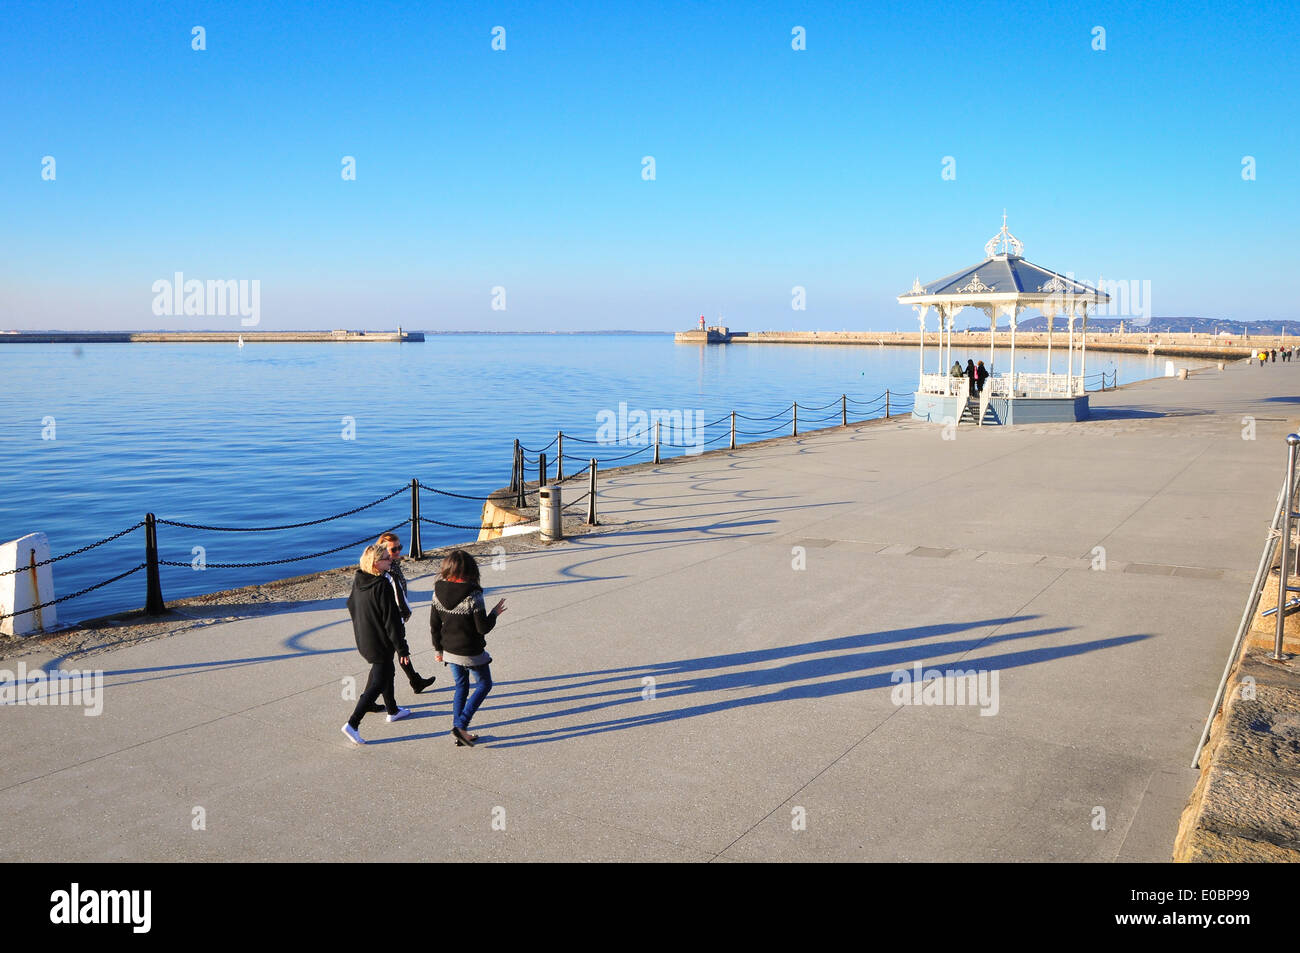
[430, 550, 506, 747]
[1272, 349, 1277, 363]
[976, 360, 989, 394]
[1259, 350, 1267, 367]
[342, 544, 412, 745]
[950, 360, 964, 378]
[965, 359, 976, 394]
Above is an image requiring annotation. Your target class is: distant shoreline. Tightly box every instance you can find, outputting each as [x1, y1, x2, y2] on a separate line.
[0, 330, 420, 344]
[0, 330, 675, 342]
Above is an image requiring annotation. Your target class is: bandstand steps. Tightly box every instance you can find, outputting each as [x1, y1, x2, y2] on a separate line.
[960, 397, 1001, 426]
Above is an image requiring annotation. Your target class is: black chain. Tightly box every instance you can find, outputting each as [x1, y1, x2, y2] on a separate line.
[417, 482, 501, 502]
[736, 420, 795, 436]
[156, 485, 408, 532]
[734, 407, 794, 421]
[0, 522, 146, 578]
[158, 522, 407, 569]
[0, 563, 146, 620]
[419, 514, 541, 531]
[519, 436, 558, 454]
[588, 445, 653, 464]
[845, 391, 888, 405]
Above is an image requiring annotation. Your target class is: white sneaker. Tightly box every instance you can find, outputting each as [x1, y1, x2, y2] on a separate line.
[387, 707, 412, 723]
[341, 724, 366, 745]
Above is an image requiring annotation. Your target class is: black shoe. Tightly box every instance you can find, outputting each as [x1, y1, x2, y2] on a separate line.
[410, 675, 436, 694]
[452, 727, 476, 747]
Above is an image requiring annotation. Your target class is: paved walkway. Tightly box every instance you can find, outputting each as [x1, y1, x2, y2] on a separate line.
[3, 361, 1296, 861]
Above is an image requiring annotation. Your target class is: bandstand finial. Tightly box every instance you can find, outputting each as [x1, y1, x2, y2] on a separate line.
[985, 213, 1024, 259]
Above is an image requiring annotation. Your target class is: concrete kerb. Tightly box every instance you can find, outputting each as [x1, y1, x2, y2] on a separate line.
[491, 406, 915, 528]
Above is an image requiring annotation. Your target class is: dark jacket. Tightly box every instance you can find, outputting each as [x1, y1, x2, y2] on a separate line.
[429, 579, 497, 658]
[347, 570, 410, 663]
[389, 563, 412, 622]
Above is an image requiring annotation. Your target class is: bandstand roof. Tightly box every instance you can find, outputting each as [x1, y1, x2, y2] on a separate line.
[897, 217, 1109, 311]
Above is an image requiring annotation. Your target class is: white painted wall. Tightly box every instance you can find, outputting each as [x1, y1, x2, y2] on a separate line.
[0, 533, 57, 636]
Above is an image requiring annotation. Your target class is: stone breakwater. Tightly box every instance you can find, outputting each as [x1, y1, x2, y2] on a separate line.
[674, 329, 1276, 359]
[0, 330, 423, 343]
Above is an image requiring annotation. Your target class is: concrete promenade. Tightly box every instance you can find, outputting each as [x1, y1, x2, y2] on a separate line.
[2, 361, 1295, 862]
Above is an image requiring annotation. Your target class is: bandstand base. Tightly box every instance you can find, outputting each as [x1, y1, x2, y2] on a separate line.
[911, 392, 1089, 425]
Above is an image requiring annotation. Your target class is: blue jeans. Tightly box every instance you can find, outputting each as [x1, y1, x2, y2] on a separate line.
[450, 663, 493, 730]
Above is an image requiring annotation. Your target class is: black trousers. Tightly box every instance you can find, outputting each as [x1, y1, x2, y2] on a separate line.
[398, 656, 425, 688]
[348, 658, 397, 728]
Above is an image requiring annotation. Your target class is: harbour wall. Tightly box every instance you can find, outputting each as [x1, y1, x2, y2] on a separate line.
[0, 330, 423, 343]
[674, 329, 1279, 359]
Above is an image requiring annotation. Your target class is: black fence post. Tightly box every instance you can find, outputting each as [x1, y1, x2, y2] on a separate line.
[557, 432, 564, 481]
[540, 452, 548, 486]
[841, 394, 847, 427]
[512, 444, 522, 504]
[792, 402, 798, 436]
[511, 439, 520, 492]
[730, 411, 736, 450]
[409, 478, 423, 559]
[653, 421, 660, 464]
[586, 458, 598, 525]
[885, 389, 891, 417]
[144, 513, 165, 615]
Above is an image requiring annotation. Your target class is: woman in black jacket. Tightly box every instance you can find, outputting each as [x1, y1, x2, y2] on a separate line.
[430, 549, 506, 747]
[376, 532, 435, 694]
[341, 544, 413, 745]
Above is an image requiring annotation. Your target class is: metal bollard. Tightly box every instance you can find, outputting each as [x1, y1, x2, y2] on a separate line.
[538, 484, 563, 540]
[793, 402, 798, 436]
[557, 432, 564, 481]
[516, 446, 526, 509]
[510, 439, 520, 492]
[653, 421, 660, 464]
[841, 394, 847, 427]
[885, 389, 891, 417]
[144, 513, 165, 615]
[730, 411, 736, 450]
[586, 459, 598, 525]
[409, 478, 423, 559]
[539, 452, 548, 487]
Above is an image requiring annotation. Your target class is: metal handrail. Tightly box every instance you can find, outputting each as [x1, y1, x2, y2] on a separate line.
[1274, 434, 1300, 660]
[1190, 432, 1299, 767]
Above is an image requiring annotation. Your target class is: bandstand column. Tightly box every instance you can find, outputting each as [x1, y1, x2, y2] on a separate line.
[945, 308, 954, 394]
[1067, 312, 1076, 395]
[1080, 303, 1089, 383]
[1009, 307, 1019, 394]
[986, 306, 995, 374]
[915, 305, 929, 391]
[1045, 310, 1055, 393]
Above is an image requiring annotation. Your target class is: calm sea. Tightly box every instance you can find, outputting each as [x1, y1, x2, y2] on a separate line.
[1, 334, 1165, 623]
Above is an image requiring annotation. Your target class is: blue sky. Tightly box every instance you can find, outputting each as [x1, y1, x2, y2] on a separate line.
[2, 0, 1296, 330]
